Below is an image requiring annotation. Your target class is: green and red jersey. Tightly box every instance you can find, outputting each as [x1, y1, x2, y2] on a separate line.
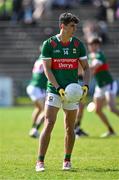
[88, 50, 113, 87]
[29, 57, 47, 90]
[41, 35, 87, 94]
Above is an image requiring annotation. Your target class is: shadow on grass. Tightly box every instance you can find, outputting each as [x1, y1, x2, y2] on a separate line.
[79, 135, 119, 140]
[63, 167, 119, 173]
[78, 167, 119, 172]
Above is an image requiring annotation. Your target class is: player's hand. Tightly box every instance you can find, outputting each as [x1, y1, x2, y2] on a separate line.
[80, 85, 89, 102]
[57, 87, 65, 101]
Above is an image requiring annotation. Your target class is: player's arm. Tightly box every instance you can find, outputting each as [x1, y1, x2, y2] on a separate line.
[78, 41, 90, 85]
[79, 59, 90, 86]
[79, 59, 90, 102]
[78, 41, 90, 101]
[43, 60, 65, 100]
[41, 40, 65, 100]
[41, 40, 60, 89]
[42, 59, 59, 89]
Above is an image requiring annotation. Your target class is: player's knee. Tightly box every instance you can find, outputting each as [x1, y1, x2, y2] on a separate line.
[43, 119, 55, 135]
[65, 126, 74, 136]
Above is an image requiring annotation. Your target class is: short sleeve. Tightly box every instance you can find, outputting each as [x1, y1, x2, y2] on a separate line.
[79, 41, 87, 60]
[41, 40, 52, 60]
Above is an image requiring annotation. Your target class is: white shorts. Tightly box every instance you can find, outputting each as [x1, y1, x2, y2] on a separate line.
[94, 81, 118, 99]
[26, 85, 46, 102]
[45, 93, 78, 110]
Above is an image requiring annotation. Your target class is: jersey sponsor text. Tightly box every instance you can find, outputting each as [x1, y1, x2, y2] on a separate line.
[52, 58, 78, 69]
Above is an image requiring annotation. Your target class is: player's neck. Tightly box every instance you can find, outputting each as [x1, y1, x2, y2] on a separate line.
[58, 31, 71, 43]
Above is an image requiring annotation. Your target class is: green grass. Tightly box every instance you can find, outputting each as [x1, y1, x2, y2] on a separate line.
[0, 106, 119, 180]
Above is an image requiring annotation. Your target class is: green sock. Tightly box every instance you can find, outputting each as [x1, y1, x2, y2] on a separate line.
[38, 155, 44, 162]
[36, 117, 44, 129]
[64, 154, 71, 162]
[32, 123, 37, 129]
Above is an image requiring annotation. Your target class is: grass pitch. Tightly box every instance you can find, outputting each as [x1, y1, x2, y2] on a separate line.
[0, 106, 119, 180]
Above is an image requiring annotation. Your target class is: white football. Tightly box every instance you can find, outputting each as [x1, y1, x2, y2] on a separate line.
[65, 83, 83, 103]
[87, 102, 95, 112]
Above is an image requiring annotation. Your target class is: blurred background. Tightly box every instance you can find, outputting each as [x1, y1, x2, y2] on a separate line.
[0, 0, 119, 106]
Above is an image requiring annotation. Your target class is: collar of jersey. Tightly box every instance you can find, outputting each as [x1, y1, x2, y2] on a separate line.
[56, 34, 72, 43]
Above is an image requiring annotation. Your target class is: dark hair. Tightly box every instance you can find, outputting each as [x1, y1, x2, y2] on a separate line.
[87, 35, 102, 44]
[59, 12, 79, 26]
[89, 39, 101, 44]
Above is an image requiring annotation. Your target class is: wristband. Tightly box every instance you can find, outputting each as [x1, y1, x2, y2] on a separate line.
[56, 86, 61, 92]
[84, 84, 89, 90]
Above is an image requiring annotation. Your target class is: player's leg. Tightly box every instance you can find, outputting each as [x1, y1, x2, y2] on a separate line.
[29, 100, 44, 138]
[36, 105, 59, 171]
[93, 85, 115, 137]
[36, 93, 60, 172]
[34, 89, 46, 131]
[106, 93, 119, 116]
[35, 110, 45, 129]
[32, 99, 45, 127]
[75, 102, 84, 127]
[105, 81, 119, 116]
[26, 85, 46, 138]
[94, 97, 115, 137]
[39, 105, 59, 155]
[74, 102, 88, 137]
[63, 107, 77, 170]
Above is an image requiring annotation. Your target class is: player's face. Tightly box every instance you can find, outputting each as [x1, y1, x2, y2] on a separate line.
[88, 43, 98, 52]
[64, 22, 77, 37]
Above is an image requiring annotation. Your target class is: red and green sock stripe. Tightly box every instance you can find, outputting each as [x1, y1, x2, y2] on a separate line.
[64, 154, 71, 162]
[38, 155, 44, 162]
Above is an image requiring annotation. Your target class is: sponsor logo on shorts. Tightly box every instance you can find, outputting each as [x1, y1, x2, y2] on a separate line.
[48, 96, 53, 101]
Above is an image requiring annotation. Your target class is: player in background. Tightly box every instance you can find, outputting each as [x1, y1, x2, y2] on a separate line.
[26, 56, 47, 138]
[74, 63, 89, 138]
[87, 35, 119, 137]
[35, 12, 90, 172]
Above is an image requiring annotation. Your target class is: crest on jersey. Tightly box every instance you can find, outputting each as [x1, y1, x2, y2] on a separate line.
[63, 48, 69, 55]
[73, 48, 76, 54]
